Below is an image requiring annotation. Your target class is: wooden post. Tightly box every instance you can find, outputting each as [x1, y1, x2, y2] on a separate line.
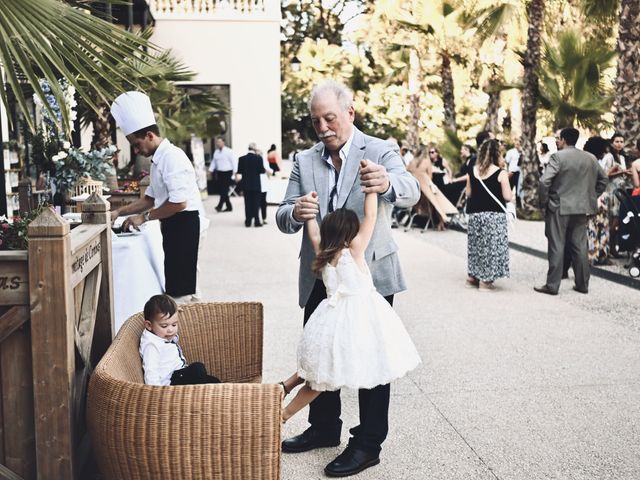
[28, 207, 75, 479]
[81, 193, 114, 363]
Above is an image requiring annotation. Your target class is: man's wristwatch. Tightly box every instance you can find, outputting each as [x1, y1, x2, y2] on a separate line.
[143, 211, 151, 222]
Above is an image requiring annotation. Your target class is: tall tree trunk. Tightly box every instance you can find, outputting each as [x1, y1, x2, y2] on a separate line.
[91, 103, 112, 150]
[406, 49, 421, 151]
[484, 77, 501, 133]
[406, 93, 421, 152]
[614, 0, 640, 158]
[440, 52, 457, 133]
[519, 0, 545, 217]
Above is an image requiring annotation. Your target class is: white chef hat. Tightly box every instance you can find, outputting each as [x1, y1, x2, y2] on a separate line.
[110, 91, 156, 136]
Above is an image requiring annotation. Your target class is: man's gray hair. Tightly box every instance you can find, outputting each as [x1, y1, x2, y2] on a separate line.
[308, 80, 354, 111]
[248, 142, 257, 151]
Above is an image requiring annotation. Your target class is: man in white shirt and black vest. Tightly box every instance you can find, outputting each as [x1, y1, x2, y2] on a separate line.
[209, 136, 236, 212]
[110, 91, 207, 302]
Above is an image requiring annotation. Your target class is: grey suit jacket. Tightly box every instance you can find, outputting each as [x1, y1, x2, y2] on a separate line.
[276, 127, 420, 307]
[539, 146, 608, 215]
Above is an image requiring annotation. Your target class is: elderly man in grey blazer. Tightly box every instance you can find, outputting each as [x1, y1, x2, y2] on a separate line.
[535, 127, 608, 295]
[276, 80, 419, 477]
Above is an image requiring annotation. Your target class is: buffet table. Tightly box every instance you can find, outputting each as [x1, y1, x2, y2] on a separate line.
[111, 220, 164, 332]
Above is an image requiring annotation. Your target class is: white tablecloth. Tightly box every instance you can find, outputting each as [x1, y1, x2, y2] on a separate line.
[112, 220, 164, 332]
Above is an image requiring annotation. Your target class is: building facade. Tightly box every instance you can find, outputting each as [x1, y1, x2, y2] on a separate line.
[148, 0, 282, 160]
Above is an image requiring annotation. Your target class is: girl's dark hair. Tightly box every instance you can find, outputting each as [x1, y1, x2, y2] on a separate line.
[609, 132, 625, 165]
[540, 142, 549, 154]
[144, 294, 178, 321]
[268, 144, 276, 152]
[583, 136, 609, 160]
[312, 208, 359, 273]
[477, 138, 501, 175]
[462, 144, 476, 155]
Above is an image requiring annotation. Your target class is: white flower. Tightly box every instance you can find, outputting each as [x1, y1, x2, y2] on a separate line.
[57, 151, 68, 159]
[52, 155, 60, 162]
[80, 146, 89, 153]
[0, 215, 8, 223]
[62, 141, 71, 149]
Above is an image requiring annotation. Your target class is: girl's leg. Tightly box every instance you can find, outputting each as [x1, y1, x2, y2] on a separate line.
[283, 385, 321, 422]
[280, 372, 305, 396]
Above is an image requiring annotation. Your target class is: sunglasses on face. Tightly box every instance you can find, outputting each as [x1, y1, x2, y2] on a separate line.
[429, 150, 437, 154]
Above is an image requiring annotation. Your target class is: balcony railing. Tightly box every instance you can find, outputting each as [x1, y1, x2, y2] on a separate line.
[148, 0, 280, 19]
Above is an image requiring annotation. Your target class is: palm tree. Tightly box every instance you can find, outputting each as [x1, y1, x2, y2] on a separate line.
[78, 46, 227, 148]
[613, 0, 640, 154]
[0, 0, 155, 135]
[462, 1, 524, 132]
[519, 0, 545, 216]
[392, 0, 474, 135]
[538, 29, 615, 130]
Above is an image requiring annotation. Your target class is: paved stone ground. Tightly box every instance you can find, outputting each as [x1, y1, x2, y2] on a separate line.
[199, 195, 640, 480]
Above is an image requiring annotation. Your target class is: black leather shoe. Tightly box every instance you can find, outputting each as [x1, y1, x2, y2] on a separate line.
[282, 429, 340, 453]
[573, 285, 588, 294]
[222, 207, 232, 212]
[255, 223, 263, 227]
[533, 285, 558, 295]
[215, 206, 222, 212]
[324, 445, 380, 477]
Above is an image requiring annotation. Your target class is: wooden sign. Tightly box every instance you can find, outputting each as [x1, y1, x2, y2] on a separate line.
[0, 251, 29, 306]
[70, 239, 102, 287]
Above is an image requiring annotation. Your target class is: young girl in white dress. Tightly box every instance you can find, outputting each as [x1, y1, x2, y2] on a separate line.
[280, 189, 421, 422]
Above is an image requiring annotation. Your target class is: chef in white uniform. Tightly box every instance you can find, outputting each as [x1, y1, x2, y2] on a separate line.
[110, 91, 208, 302]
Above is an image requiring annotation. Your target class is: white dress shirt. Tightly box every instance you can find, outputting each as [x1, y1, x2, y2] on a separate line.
[209, 146, 236, 172]
[260, 154, 272, 193]
[146, 139, 209, 232]
[506, 147, 521, 173]
[139, 329, 186, 386]
[322, 129, 355, 212]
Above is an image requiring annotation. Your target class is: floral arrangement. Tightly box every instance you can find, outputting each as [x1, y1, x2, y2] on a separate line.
[52, 145, 117, 194]
[33, 79, 77, 139]
[0, 207, 44, 251]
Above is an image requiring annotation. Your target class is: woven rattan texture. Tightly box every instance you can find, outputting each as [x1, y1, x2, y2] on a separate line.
[87, 302, 282, 480]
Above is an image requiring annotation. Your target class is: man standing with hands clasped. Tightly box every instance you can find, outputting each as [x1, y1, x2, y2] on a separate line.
[110, 91, 208, 303]
[535, 127, 607, 296]
[276, 80, 419, 477]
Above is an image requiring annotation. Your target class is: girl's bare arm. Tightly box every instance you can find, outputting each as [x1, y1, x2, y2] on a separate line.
[305, 192, 322, 254]
[351, 161, 378, 256]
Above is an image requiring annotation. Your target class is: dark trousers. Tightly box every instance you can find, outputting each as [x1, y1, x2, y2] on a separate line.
[260, 192, 268, 221]
[216, 170, 233, 210]
[161, 211, 199, 297]
[545, 210, 590, 292]
[243, 190, 262, 226]
[304, 279, 392, 455]
[170, 362, 221, 385]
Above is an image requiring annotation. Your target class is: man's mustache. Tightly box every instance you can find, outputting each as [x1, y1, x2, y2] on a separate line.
[318, 131, 337, 139]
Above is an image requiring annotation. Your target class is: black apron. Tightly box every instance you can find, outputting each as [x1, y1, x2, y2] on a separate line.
[160, 210, 199, 297]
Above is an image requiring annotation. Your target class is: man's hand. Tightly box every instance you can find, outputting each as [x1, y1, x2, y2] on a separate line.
[360, 159, 390, 193]
[121, 214, 145, 232]
[293, 191, 320, 222]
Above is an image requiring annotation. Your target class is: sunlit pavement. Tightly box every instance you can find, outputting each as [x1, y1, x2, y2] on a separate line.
[199, 195, 640, 480]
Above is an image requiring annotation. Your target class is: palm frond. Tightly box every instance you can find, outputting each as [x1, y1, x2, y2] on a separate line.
[0, 0, 158, 135]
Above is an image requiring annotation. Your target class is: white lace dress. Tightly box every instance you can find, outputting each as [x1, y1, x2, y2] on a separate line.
[297, 249, 421, 391]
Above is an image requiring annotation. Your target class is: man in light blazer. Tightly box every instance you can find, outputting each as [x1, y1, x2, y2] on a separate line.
[535, 127, 608, 295]
[276, 80, 419, 477]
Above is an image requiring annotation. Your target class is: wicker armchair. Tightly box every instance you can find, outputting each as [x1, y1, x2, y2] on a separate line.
[87, 302, 282, 480]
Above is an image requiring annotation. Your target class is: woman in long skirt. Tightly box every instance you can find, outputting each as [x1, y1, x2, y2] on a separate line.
[465, 139, 513, 291]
